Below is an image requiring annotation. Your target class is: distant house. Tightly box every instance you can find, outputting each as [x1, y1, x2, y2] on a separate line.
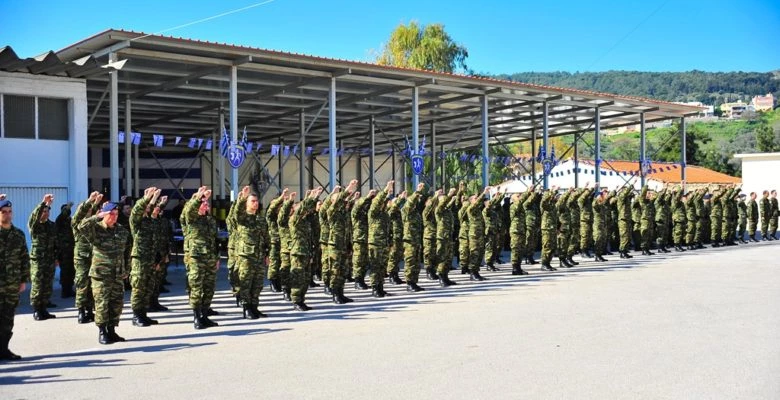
[751, 94, 775, 112]
[498, 158, 741, 193]
[720, 101, 749, 119]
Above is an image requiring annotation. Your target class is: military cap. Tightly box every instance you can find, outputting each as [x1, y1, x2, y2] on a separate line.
[703, 194, 713, 199]
[101, 202, 118, 212]
[0, 199, 11, 209]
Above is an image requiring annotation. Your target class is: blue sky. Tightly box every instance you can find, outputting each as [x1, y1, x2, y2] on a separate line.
[1, 0, 778, 74]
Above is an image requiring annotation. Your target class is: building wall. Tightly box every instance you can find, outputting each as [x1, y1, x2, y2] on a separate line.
[0, 71, 88, 236]
[735, 153, 780, 226]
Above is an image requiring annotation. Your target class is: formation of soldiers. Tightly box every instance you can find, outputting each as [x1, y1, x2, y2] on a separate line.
[1, 183, 778, 356]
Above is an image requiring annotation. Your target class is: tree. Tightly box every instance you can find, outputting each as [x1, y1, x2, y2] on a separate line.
[756, 124, 777, 152]
[376, 21, 469, 73]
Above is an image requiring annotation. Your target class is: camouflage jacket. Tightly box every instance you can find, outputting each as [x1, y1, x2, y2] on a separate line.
[72, 200, 98, 260]
[435, 193, 459, 241]
[351, 195, 372, 243]
[0, 224, 30, 286]
[28, 202, 58, 262]
[277, 199, 294, 253]
[233, 197, 267, 260]
[318, 196, 332, 245]
[388, 198, 404, 242]
[458, 199, 471, 240]
[130, 197, 157, 261]
[183, 194, 218, 264]
[266, 196, 285, 244]
[289, 197, 318, 257]
[540, 191, 557, 231]
[509, 196, 526, 235]
[402, 189, 426, 243]
[327, 191, 351, 248]
[78, 216, 132, 279]
[368, 189, 390, 246]
[467, 198, 486, 237]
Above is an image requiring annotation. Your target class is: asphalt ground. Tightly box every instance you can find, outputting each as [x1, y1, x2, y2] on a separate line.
[2, 241, 779, 399]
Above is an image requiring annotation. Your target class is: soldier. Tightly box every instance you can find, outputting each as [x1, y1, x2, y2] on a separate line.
[403, 182, 431, 290]
[277, 191, 296, 301]
[386, 191, 406, 285]
[578, 185, 595, 258]
[318, 194, 333, 293]
[539, 186, 559, 271]
[607, 191, 619, 254]
[638, 186, 656, 255]
[55, 203, 76, 298]
[769, 190, 778, 240]
[232, 186, 269, 318]
[592, 189, 611, 262]
[747, 192, 759, 241]
[709, 186, 725, 248]
[149, 197, 171, 312]
[351, 188, 375, 289]
[466, 187, 491, 280]
[435, 185, 461, 286]
[567, 186, 581, 265]
[79, 202, 132, 345]
[308, 201, 321, 287]
[556, 188, 574, 269]
[671, 188, 687, 251]
[72, 193, 100, 323]
[616, 184, 635, 259]
[736, 193, 748, 243]
[290, 187, 324, 310]
[484, 190, 505, 271]
[368, 181, 394, 295]
[129, 187, 161, 327]
[457, 195, 471, 275]
[720, 185, 739, 246]
[226, 193, 241, 305]
[700, 192, 711, 245]
[328, 179, 359, 303]
[183, 186, 220, 330]
[631, 194, 642, 252]
[0, 196, 30, 360]
[524, 187, 541, 265]
[509, 189, 529, 275]
[654, 185, 671, 253]
[266, 189, 288, 293]
[759, 190, 771, 240]
[422, 191, 439, 280]
[28, 194, 59, 320]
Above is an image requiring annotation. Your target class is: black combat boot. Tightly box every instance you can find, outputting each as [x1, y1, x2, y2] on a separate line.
[388, 272, 405, 285]
[582, 250, 592, 258]
[108, 326, 126, 342]
[193, 309, 206, 330]
[623, 251, 633, 258]
[308, 279, 321, 288]
[201, 308, 219, 327]
[595, 255, 608, 262]
[406, 282, 425, 292]
[526, 256, 538, 265]
[98, 325, 114, 345]
[324, 286, 332, 295]
[470, 271, 486, 281]
[438, 275, 457, 287]
[149, 299, 169, 312]
[270, 278, 282, 293]
[540, 262, 557, 271]
[567, 257, 580, 266]
[372, 285, 387, 298]
[511, 264, 529, 275]
[77, 307, 89, 324]
[460, 267, 469, 275]
[332, 287, 354, 304]
[205, 307, 219, 316]
[132, 312, 150, 327]
[486, 263, 500, 272]
[293, 302, 312, 311]
[85, 308, 95, 323]
[0, 333, 22, 361]
[250, 305, 267, 318]
[282, 287, 292, 301]
[243, 304, 259, 320]
[33, 308, 55, 321]
[426, 268, 440, 281]
[354, 276, 369, 290]
[142, 312, 158, 325]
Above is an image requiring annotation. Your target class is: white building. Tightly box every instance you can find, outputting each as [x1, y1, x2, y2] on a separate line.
[0, 70, 89, 236]
[733, 152, 780, 196]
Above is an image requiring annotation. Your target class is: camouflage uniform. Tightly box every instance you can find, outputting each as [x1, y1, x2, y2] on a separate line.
[567, 189, 581, 257]
[55, 206, 75, 297]
[72, 200, 97, 313]
[483, 195, 504, 268]
[129, 197, 157, 316]
[266, 195, 284, 286]
[183, 194, 219, 311]
[327, 190, 352, 291]
[457, 198, 471, 273]
[386, 198, 405, 279]
[769, 197, 779, 238]
[232, 197, 267, 308]
[368, 189, 390, 290]
[638, 186, 655, 252]
[319, 197, 332, 287]
[720, 188, 737, 244]
[435, 190, 460, 278]
[737, 197, 747, 241]
[509, 193, 527, 269]
[631, 199, 642, 251]
[671, 189, 687, 248]
[654, 188, 670, 250]
[616, 186, 634, 254]
[151, 214, 172, 305]
[539, 190, 558, 265]
[226, 199, 240, 294]
[79, 215, 132, 328]
[578, 188, 595, 254]
[685, 191, 700, 246]
[524, 190, 541, 262]
[555, 191, 571, 262]
[696, 195, 708, 244]
[289, 197, 317, 304]
[0, 221, 30, 353]
[351, 195, 372, 282]
[709, 189, 725, 245]
[467, 197, 487, 273]
[608, 194, 619, 252]
[422, 196, 438, 276]
[592, 195, 609, 257]
[403, 188, 427, 283]
[28, 203, 58, 311]
[308, 207, 321, 280]
[759, 195, 771, 239]
[277, 198, 294, 294]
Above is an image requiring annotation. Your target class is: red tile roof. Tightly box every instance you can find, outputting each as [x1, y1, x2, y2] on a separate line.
[576, 159, 740, 184]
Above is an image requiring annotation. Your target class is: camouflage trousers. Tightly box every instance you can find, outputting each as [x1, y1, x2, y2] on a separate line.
[321, 243, 332, 287]
[236, 257, 264, 306]
[721, 218, 735, 242]
[290, 253, 311, 303]
[556, 229, 569, 259]
[227, 258, 238, 294]
[686, 220, 697, 245]
[186, 257, 217, 310]
[29, 258, 55, 309]
[737, 219, 747, 241]
[509, 230, 525, 267]
[525, 222, 538, 258]
[570, 221, 580, 253]
[673, 221, 686, 246]
[580, 219, 593, 252]
[467, 235, 485, 273]
[769, 216, 778, 236]
[386, 239, 403, 276]
[369, 245, 388, 287]
[710, 215, 723, 243]
[423, 236, 437, 271]
[130, 258, 154, 312]
[59, 247, 75, 293]
[280, 250, 291, 289]
[618, 219, 632, 253]
[352, 241, 369, 280]
[74, 256, 94, 309]
[484, 230, 498, 265]
[541, 229, 556, 264]
[594, 225, 607, 256]
[267, 241, 281, 280]
[640, 222, 654, 251]
[91, 277, 124, 327]
[695, 221, 705, 244]
[328, 246, 348, 290]
[458, 236, 470, 271]
[435, 238, 451, 276]
[151, 260, 168, 301]
[0, 287, 20, 336]
[655, 220, 668, 248]
[403, 241, 422, 283]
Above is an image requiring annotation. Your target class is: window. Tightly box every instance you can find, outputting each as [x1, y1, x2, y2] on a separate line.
[3, 94, 35, 138]
[38, 98, 69, 140]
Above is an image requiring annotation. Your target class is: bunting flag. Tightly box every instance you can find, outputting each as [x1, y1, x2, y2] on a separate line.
[270, 145, 280, 156]
[188, 138, 197, 148]
[196, 138, 203, 149]
[283, 146, 290, 157]
[175, 136, 182, 146]
[118, 131, 125, 144]
[205, 140, 213, 150]
[131, 132, 142, 145]
[153, 134, 164, 147]
[306, 146, 313, 156]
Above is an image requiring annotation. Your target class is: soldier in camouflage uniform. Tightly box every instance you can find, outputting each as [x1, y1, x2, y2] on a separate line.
[403, 182, 430, 290]
[277, 192, 296, 301]
[567, 187, 581, 263]
[183, 186, 220, 329]
[72, 192, 101, 323]
[435, 184, 462, 286]
[467, 187, 492, 281]
[720, 185, 739, 246]
[637, 186, 655, 255]
[592, 189, 610, 262]
[318, 195, 333, 292]
[0, 196, 30, 360]
[422, 192, 439, 280]
[457, 195, 471, 275]
[769, 190, 778, 240]
[232, 186, 270, 318]
[616, 185, 635, 259]
[483, 191, 505, 271]
[539, 187, 558, 271]
[736, 193, 748, 243]
[709, 186, 725, 247]
[55, 203, 76, 298]
[654, 186, 671, 253]
[226, 194, 240, 304]
[524, 188, 541, 264]
[290, 187, 324, 310]
[352, 189, 375, 289]
[129, 187, 161, 327]
[328, 179, 359, 303]
[608, 192, 619, 254]
[698, 192, 709, 246]
[149, 197, 172, 312]
[509, 189, 529, 275]
[578, 186, 595, 258]
[556, 188, 574, 268]
[746, 192, 759, 242]
[759, 190, 771, 240]
[670, 187, 687, 252]
[28, 194, 59, 320]
[685, 189, 701, 249]
[79, 202, 132, 345]
[266, 188, 288, 292]
[368, 181, 394, 296]
[309, 202, 321, 287]
[386, 192, 406, 285]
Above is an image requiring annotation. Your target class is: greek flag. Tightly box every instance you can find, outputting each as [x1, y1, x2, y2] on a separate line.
[220, 129, 230, 158]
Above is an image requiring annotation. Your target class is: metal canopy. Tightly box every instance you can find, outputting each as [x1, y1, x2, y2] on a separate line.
[0, 29, 702, 154]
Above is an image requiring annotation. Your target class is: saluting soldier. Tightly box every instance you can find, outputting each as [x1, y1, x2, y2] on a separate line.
[466, 187, 491, 280]
[266, 188, 288, 292]
[183, 186, 220, 330]
[422, 191, 439, 280]
[578, 185, 595, 258]
[328, 179, 359, 303]
[670, 187, 687, 252]
[539, 186, 559, 271]
[616, 184, 635, 259]
[457, 195, 471, 275]
[484, 191, 505, 271]
[435, 185, 461, 286]
[368, 181, 394, 296]
[509, 189, 529, 275]
[592, 189, 610, 262]
[28, 194, 59, 320]
[289, 187, 323, 310]
[72, 192, 101, 323]
[386, 192, 406, 285]
[654, 185, 671, 253]
[129, 187, 162, 327]
[277, 191, 296, 301]
[232, 186, 269, 318]
[55, 203, 76, 298]
[403, 182, 430, 290]
[736, 193, 748, 243]
[351, 188, 375, 289]
[0, 195, 30, 360]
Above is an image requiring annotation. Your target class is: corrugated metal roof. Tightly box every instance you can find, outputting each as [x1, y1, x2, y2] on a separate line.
[0, 46, 100, 78]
